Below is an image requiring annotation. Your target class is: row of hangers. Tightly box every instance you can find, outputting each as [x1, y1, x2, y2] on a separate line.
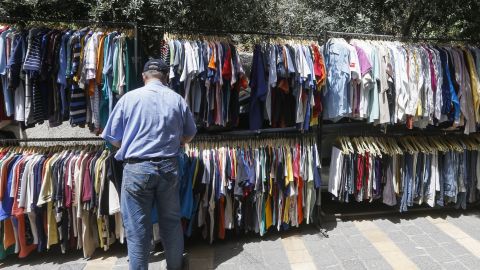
[164, 32, 234, 43]
[337, 136, 402, 157]
[0, 142, 106, 155]
[337, 134, 480, 156]
[163, 31, 320, 48]
[187, 134, 317, 151]
[342, 37, 477, 49]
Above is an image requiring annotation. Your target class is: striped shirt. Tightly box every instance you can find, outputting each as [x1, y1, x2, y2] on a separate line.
[69, 86, 87, 127]
[23, 28, 45, 71]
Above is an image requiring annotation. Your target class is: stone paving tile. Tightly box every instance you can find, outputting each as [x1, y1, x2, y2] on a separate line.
[400, 224, 426, 236]
[215, 263, 241, 270]
[262, 249, 291, 265]
[424, 246, 455, 263]
[329, 245, 358, 261]
[410, 234, 439, 248]
[260, 238, 285, 250]
[363, 258, 393, 270]
[427, 229, 456, 245]
[442, 261, 469, 270]
[112, 265, 128, 270]
[347, 234, 373, 249]
[311, 250, 341, 268]
[372, 219, 401, 232]
[353, 245, 384, 260]
[395, 241, 427, 257]
[341, 258, 366, 270]
[440, 241, 471, 257]
[301, 233, 324, 242]
[324, 265, 344, 270]
[457, 254, 480, 270]
[410, 255, 443, 270]
[238, 262, 270, 270]
[448, 214, 480, 241]
[386, 230, 410, 243]
[58, 263, 88, 270]
[339, 226, 362, 237]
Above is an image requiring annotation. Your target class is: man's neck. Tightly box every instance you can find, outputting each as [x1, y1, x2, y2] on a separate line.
[145, 79, 163, 85]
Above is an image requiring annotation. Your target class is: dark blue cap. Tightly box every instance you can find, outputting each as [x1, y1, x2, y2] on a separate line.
[143, 59, 169, 73]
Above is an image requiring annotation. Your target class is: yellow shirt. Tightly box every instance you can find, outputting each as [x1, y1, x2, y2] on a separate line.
[265, 195, 273, 229]
[465, 49, 480, 123]
[286, 148, 294, 186]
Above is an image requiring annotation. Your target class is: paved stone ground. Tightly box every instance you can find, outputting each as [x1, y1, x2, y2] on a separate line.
[2, 210, 480, 270]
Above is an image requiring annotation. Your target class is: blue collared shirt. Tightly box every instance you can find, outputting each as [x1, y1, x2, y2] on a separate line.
[102, 80, 197, 160]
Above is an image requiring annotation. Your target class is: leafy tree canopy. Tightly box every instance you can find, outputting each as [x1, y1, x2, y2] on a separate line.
[1, 0, 479, 55]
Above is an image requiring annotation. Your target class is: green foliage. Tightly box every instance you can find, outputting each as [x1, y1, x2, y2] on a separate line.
[0, 0, 479, 49]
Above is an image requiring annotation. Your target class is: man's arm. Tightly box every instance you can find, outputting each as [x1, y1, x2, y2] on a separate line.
[110, 140, 122, 148]
[101, 98, 125, 148]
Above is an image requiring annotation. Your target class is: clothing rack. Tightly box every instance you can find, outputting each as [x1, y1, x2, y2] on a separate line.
[320, 30, 480, 219]
[0, 16, 140, 74]
[320, 30, 480, 141]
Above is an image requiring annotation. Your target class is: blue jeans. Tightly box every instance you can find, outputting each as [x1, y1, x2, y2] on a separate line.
[121, 158, 184, 270]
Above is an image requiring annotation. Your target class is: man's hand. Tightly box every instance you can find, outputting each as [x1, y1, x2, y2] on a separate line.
[181, 135, 194, 145]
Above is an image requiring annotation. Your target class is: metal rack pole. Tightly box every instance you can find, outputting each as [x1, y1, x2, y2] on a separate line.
[0, 16, 136, 27]
[140, 24, 321, 39]
[133, 22, 139, 74]
[324, 31, 397, 40]
[0, 137, 104, 143]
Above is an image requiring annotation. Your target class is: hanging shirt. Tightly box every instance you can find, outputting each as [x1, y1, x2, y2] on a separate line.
[249, 45, 268, 130]
[323, 38, 352, 120]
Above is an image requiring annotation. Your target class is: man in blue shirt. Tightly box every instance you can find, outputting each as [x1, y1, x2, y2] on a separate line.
[102, 59, 196, 270]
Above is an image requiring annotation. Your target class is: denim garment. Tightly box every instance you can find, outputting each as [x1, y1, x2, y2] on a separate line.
[7, 33, 27, 91]
[324, 38, 352, 120]
[57, 31, 73, 118]
[423, 154, 432, 199]
[468, 151, 477, 203]
[436, 153, 445, 207]
[0, 30, 14, 116]
[443, 151, 458, 199]
[400, 154, 414, 212]
[121, 159, 183, 270]
[443, 49, 461, 122]
[180, 154, 194, 219]
[438, 48, 453, 119]
[456, 150, 468, 209]
[414, 153, 424, 200]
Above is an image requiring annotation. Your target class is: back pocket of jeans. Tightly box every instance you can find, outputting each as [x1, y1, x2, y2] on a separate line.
[123, 169, 151, 195]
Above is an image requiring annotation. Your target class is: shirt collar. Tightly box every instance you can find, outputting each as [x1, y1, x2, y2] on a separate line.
[145, 80, 165, 87]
